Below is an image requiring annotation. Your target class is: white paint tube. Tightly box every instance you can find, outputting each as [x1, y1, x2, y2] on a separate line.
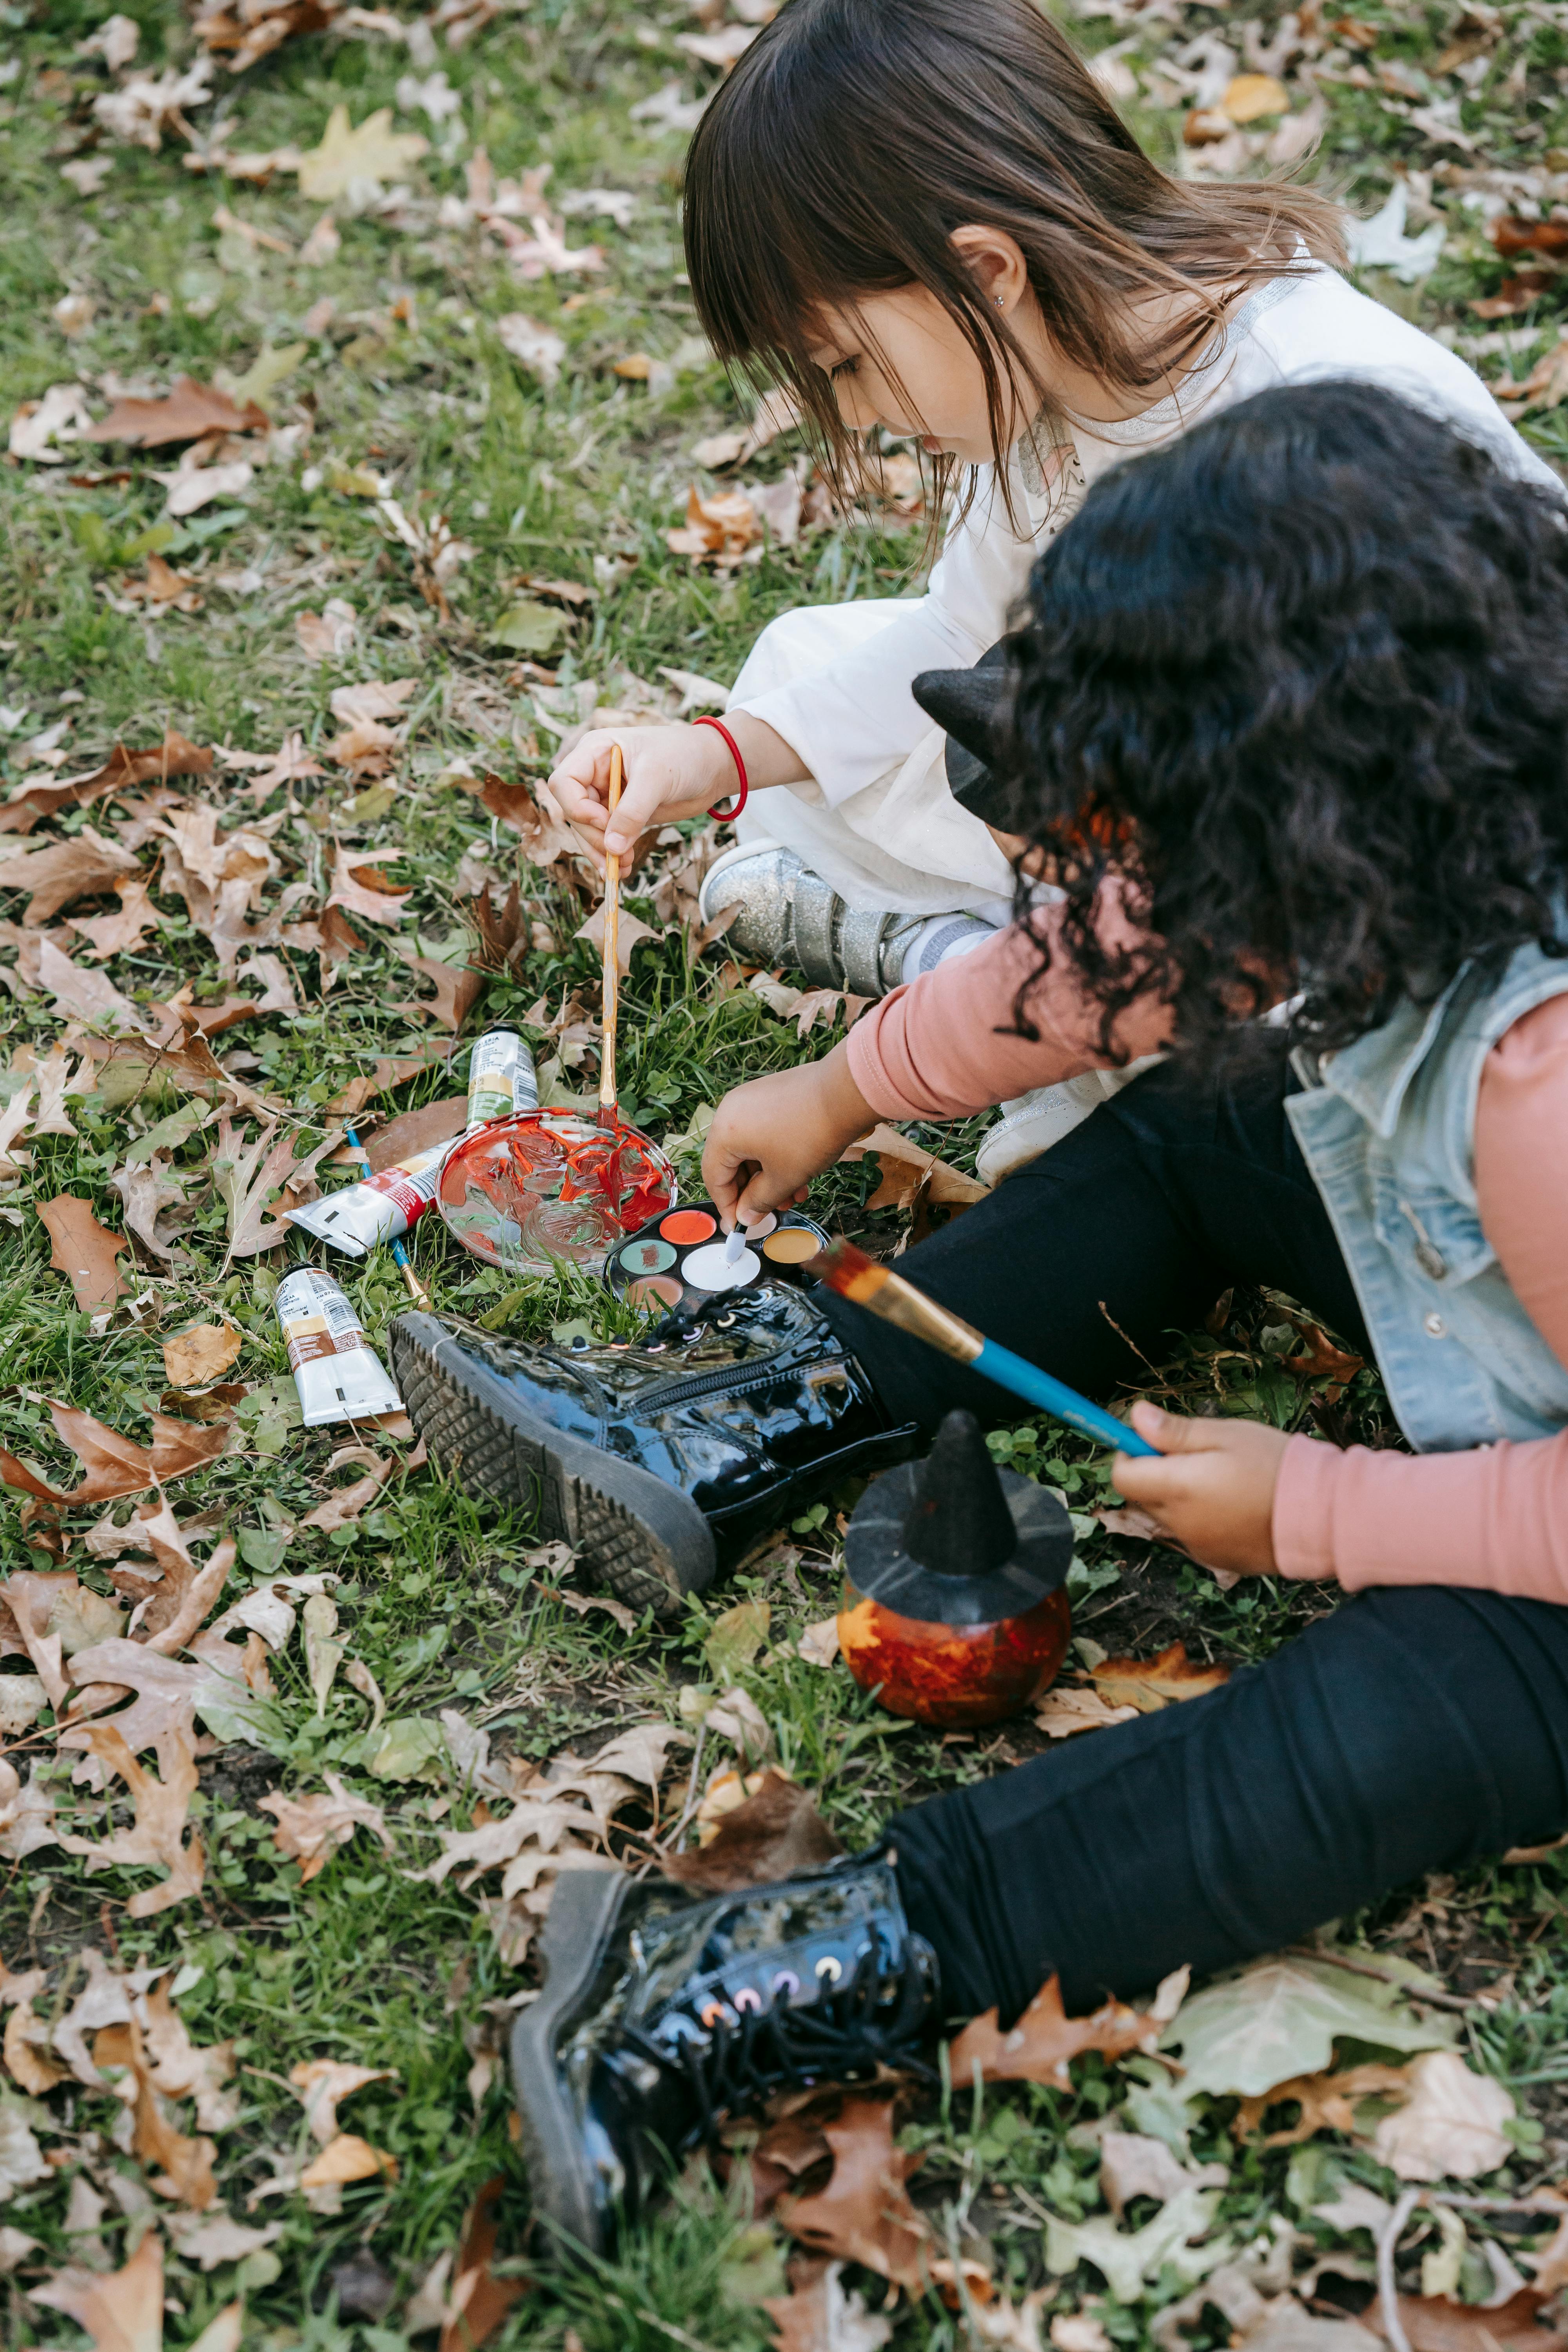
[466, 1029, 538, 1128]
[283, 1140, 448, 1259]
[275, 1267, 402, 1426]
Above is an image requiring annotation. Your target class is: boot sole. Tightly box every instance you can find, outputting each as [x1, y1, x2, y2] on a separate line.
[389, 1312, 716, 1617]
[511, 1865, 639, 2259]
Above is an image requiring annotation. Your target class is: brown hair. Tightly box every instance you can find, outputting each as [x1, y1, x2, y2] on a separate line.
[683, 0, 1345, 528]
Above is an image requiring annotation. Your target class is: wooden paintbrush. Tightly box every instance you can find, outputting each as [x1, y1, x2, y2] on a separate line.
[803, 1234, 1159, 1455]
[599, 742, 624, 1134]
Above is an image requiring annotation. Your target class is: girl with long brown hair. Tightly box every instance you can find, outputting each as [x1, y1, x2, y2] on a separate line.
[548, 0, 1555, 1179]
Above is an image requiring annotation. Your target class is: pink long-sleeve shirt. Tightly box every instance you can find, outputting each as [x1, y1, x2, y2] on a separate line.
[845, 920, 1568, 1603]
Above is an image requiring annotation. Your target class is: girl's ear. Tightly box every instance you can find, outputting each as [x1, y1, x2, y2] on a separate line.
[951, 225, 1031, 319]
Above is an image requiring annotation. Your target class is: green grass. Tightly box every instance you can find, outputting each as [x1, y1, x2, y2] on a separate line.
[4, 0, 1568, 2346]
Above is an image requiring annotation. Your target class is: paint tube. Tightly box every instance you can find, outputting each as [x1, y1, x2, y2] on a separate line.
[466, 1029, 538, 1128]
[283, 1141, 446, 1259]
[275, 1267, 402, 1426]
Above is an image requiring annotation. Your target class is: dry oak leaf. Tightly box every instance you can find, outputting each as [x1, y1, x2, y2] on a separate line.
[440, 2173, 526, 2352]
[4, 1998, 69, 2094]
[1034, 1685, 1140, 1739]
[0, 1759, 58, 1859]
[0, 730, 211, 837]
[299, 1446, 396, 1534]
[299, 2132, 399, 2189]
[840, 1123, 988, 1212]
[780, 2094, 932, 2296]
[764, 2257, 894, 2352]
[162, 1319, 242, 1389]
[37, 1193, 130, 1313]
[58, 1721, 205, 1916]
[479, 774, 583, 869]
[667, 1769, 844, 1893]
[0, 825, 139, 926]
[327, 848, 413, 927]
[67, 873, 162, 960]
[85, 375, 267, 448]
[1234, 2060, 1417, 2147]
[574, 900, 662, 977]
[30, 2226, 166, 2352]
[38, 937, 144, 1033]
[290, 2057, 398, 2146]
[343, 1093, 468, 1171]
[211, 1114, 338, 1258]
[260, 1771, 394, 1882]
[1091, 1642, 1230, 1714]
[296, 104, 429, 202]
[1371, 2049, 1515, 2181]
[393, 939, 486, 1032]
[948, 1965, 1189, 2090]
[0, 1401, 228, 1507]
[1370, 2292, 1568, 2352]
[91, 2016, 218, 2208]
[296, 599, 357, 661]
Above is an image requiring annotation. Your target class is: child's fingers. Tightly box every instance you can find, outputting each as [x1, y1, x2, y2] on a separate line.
[604, 772, 671, 859]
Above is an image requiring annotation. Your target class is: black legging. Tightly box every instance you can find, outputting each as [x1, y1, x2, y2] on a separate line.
[819, 1045, 1568, 2020]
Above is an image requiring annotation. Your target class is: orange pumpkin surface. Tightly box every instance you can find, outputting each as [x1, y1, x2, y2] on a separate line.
[837, 1581, 1072, 1730]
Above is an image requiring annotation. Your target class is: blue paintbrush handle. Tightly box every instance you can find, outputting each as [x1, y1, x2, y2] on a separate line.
[972, 1336, 1160, 1456]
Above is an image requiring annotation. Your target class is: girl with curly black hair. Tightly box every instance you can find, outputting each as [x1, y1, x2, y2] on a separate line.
[543, 0, 1560, 1191]
[452, 385, 1568, 2252]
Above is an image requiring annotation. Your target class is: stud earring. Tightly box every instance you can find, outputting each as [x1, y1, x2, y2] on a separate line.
[995, 294, 1005, 307]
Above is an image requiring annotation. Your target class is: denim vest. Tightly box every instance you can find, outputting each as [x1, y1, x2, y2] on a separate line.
[1286, 941, 1568, 1453]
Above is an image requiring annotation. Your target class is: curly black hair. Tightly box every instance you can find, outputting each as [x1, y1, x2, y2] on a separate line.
[1001, 379, 1568, 1066]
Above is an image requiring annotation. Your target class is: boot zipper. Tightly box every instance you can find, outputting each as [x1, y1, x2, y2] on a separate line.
[639, 1353, 848, 1410]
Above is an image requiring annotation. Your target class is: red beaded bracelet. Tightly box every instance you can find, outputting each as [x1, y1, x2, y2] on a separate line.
[693, 715, 749, 821]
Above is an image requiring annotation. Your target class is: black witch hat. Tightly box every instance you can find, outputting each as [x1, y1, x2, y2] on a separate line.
[844, 1409, 1073, 1627]
[912, 640, 1015, 830]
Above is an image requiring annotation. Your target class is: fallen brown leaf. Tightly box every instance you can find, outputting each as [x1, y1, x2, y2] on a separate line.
[1090, 1642, 1230, 1713]
[85, 373, 266, 448]
[0, 826, 140, 927]
[0, 730, 211, 836]
[162, 1320, 243, 1388]
[0, 1401, 230, 1508]
[299, 1448, 395, 1533]
[1372, 2049, 1515, 2181]
[1370, 2292, 1568, 2352]
[665, 1770, 844, 1893]
[479, 774, 584, 870]
[840, 1123, 988, 1213]
[780, 2096, 931, 2296]
[1034, 1686, 1140, 1739]
[327, 848, 413, 927]
[765, 2257, 896, 2352]
[36, 1194, 130, 1313]
[30, 2226, 166, 2350]
[260, 1772, 395, 1882]
[441, 2174, 527, 2352]
[66, 872, 162, 960]
[947, 1968, 1187, 2089]
[574, 900, 662, 977]
[211, 1115, 337, 1258]
[393, 940, 487, 1031]
[298, 2132, 398, 2189]
[56, 1720, 206, 1918]
[290, 2057, 398, 2145]
[1234, 2060, 1415, 2145]
[4, 2000, 69, 2094]
[91, 2015, 218, 2207]
[345, 1093, 467, 1171]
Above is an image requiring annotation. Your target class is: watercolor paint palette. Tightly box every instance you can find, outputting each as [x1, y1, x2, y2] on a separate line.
[603, 1201, 829, 1316]
[438, 1112, 676, 1279]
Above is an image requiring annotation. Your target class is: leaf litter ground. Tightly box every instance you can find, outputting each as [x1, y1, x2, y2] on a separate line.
[3, 2, 1568, 2348]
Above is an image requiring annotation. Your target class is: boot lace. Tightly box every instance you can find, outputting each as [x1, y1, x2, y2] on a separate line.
[624, 1936, 936, 2137]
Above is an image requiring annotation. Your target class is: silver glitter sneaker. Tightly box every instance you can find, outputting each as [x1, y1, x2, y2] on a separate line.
[697, 840, 991, 1000]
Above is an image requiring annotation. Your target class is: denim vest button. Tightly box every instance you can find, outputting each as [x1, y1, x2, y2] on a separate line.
[1424, 1312, 1446, 1337]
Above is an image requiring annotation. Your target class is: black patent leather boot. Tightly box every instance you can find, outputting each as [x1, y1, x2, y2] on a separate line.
[511, 1851, 939, 2256]
[389, 1292, 918, 1617]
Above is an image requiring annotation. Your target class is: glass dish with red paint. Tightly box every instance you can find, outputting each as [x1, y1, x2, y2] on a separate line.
[437, 1112, 676, 1278]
